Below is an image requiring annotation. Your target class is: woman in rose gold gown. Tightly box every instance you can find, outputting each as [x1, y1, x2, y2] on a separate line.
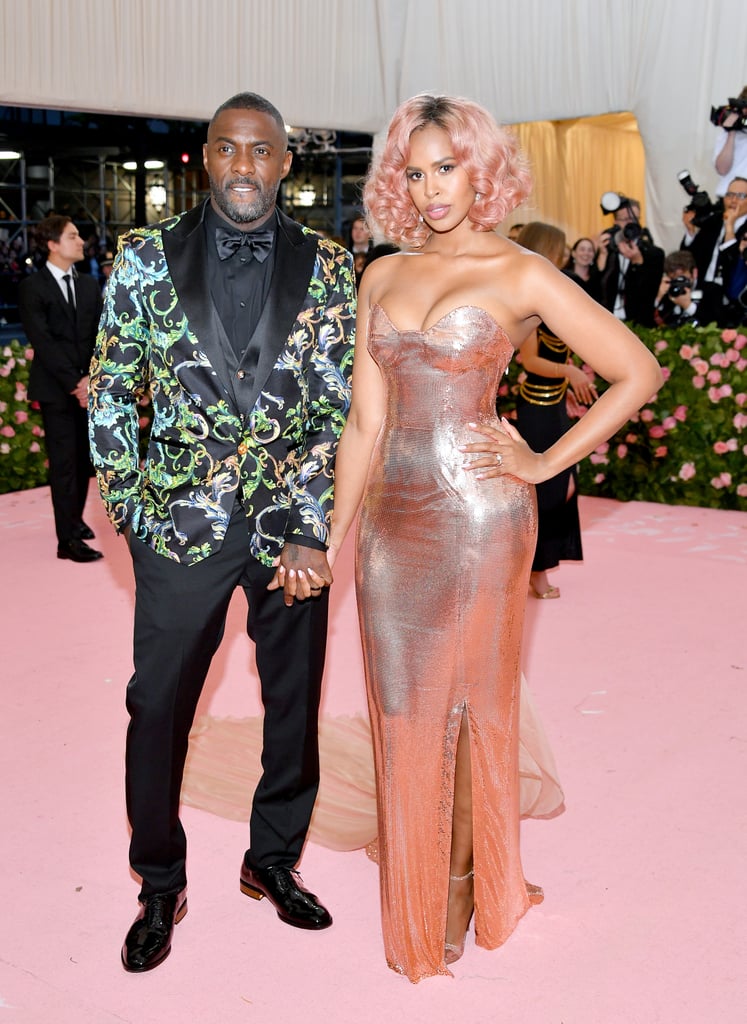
[356, 304, 537, 980]
[326, 95, 661, 983]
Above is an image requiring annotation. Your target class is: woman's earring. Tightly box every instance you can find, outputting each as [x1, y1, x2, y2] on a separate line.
[475, 192, 482, 201]
[418, 214, 424, 223]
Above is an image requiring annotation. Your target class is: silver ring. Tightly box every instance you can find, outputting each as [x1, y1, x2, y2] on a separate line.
[495, 452, 503, 465]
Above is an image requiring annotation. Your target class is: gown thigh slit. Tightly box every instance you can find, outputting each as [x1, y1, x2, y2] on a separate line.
[356, 304, 539, 982]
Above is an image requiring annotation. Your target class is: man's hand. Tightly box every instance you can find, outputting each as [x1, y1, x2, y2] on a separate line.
[618, 238, 644, 264]
[73, 374, 89, 408]
[267, 543, 333, 607]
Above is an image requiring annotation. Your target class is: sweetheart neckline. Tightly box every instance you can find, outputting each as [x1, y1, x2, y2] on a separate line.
[370, 302, 506, 337]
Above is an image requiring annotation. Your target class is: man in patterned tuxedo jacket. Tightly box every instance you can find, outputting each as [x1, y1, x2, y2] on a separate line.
[89, 93, 356, 972]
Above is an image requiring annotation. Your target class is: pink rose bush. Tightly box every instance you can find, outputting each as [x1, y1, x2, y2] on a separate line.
[0, 338, 48, 493]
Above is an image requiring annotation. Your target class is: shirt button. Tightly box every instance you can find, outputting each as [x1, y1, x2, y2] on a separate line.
[237, 370, 245, 380]
[240, 301, 246, 308]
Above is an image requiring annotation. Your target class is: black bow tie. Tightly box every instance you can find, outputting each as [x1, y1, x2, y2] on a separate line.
[215, 226, 274, 262]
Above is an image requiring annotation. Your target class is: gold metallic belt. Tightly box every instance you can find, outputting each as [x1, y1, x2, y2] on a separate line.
[518, 378, 568, 405]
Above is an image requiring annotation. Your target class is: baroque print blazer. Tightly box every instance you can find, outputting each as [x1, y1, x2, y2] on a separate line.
[88, 203, 356, 567]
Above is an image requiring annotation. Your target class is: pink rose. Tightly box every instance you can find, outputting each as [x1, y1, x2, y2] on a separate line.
[654, 446, 668, 458]
[662, 416, 677, 430]
[734, 413, 747, 430]
[708, 386, 721, 402]
[0, 425, 15, 437]
[594, 473, 606, 484]
[24, 348, 34, 360]
[649, 425, 665, 438]
[0, 366, 11, 378]
[655, 340, 668, 353]
[678, 462, 696, 481]
[590, 453, 608, 465]
[29, 441, 40, 453]
[737, 359, 747, 373]
[721, 329, 737, 343]
[674, 405, 688, 422]
[679, 344, 695, 359]
[710, 472, 732, 489]
[738, 483, 747, 498]
[14, 410, 28, 424]
[736, 393, 746, 407]
[726, 348, 739, 363]
[692, 358, 709, 374]
[713, 441, 730, 454]
[625, 433, 638, 443]
[707, 369, 722, 384]
[660, 367, 671, 381]
[719, 384, 733, 398]
[0, 443, 9, 454]
[31, 425, 43, 436]
[617, 444, 628, 458]
[640, 409, 655, 422]
[596, 442, 610, 455]
[735, 334, 747, 351]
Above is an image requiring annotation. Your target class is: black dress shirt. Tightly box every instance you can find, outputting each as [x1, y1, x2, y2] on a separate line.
[204, 203, 277, 364]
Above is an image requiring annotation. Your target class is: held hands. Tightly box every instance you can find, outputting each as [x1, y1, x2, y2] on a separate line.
[460, 418, 547, 485]
[267, 542, 333, 607]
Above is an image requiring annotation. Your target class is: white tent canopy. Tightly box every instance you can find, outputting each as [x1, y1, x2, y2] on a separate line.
[2, 0, 746, 248]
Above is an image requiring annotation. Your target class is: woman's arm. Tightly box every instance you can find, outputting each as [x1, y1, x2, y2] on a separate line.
[326, 269, 388, 566]
[463, 254, 662, 483]
[519, 328, 598, 405]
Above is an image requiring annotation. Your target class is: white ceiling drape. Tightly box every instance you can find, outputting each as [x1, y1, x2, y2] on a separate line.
[2, 0, 746, 248]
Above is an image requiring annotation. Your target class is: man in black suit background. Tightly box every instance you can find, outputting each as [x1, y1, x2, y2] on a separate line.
[19, 215, 103, 562]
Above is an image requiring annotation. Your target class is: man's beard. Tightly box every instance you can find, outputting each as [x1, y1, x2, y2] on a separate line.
[210, 175, 278, 224]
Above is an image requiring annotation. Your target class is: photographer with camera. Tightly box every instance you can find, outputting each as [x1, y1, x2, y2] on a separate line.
[654, 250, 722, 328]
[711, 86, 747, 197]
[597, 194, 663, 327]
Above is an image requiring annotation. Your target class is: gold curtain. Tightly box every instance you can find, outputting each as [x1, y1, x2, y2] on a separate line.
[504, 112, 646, 246]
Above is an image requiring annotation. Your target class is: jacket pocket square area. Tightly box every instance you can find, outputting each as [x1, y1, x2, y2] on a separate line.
[150, 434, 193, 451]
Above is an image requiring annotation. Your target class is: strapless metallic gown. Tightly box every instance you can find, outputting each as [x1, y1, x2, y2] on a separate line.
[356, 304, 539, 981]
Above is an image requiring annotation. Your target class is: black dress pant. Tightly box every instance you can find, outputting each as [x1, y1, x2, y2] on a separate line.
[126, 509, 329, 898]
[39, 397, 92, 544]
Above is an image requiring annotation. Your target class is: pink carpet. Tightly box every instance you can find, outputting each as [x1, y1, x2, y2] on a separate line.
[1, 486, 745, 1023]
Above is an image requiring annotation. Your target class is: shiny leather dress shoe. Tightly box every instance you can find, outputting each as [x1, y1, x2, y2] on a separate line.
[57, 539, 104, 562]
[121, 889, 188, 972]
[73, 521, 95, 540]
[240, 863, 332, 930]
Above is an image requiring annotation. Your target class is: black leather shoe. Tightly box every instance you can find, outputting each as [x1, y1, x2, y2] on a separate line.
[57, 539, 104, 562]
[240, 863, 332, 930]
[121, 889, 188, 972]
[73, 521, 95, 540]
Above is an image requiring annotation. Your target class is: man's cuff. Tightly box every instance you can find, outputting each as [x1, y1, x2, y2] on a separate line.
[284, 534, 328, 552]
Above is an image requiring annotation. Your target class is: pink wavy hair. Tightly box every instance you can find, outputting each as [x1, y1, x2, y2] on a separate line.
[364, 94, 532, 249]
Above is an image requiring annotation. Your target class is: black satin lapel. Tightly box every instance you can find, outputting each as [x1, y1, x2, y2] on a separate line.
[247, 223, 318, 409]
[162, 205, 235, 395]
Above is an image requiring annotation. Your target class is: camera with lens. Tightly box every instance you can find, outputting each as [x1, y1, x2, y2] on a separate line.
[599, 192, 650, 254]
[710, 96, 747, 133]
[667, 275, 692, 298]
[677, 171, 723, 228]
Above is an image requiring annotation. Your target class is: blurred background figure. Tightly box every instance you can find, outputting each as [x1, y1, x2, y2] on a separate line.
[654, 250, 722, 327]
[563, 236, 602, 302]
[596, 194, 664, 327]
[514, 222, 597, 600]
[711, 85, 747, 197]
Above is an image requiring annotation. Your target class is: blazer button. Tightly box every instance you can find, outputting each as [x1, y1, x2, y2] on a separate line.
[238, 442, 248, 455]
[237, 369, 246, 380]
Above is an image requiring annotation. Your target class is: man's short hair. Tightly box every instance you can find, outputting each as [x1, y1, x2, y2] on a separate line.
[36, 214, 73, 252]
[664, 250, 696, 276]
[209, 92, 287, 144]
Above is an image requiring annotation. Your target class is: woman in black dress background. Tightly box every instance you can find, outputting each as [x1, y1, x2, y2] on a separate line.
[515, 223, 598, 598]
